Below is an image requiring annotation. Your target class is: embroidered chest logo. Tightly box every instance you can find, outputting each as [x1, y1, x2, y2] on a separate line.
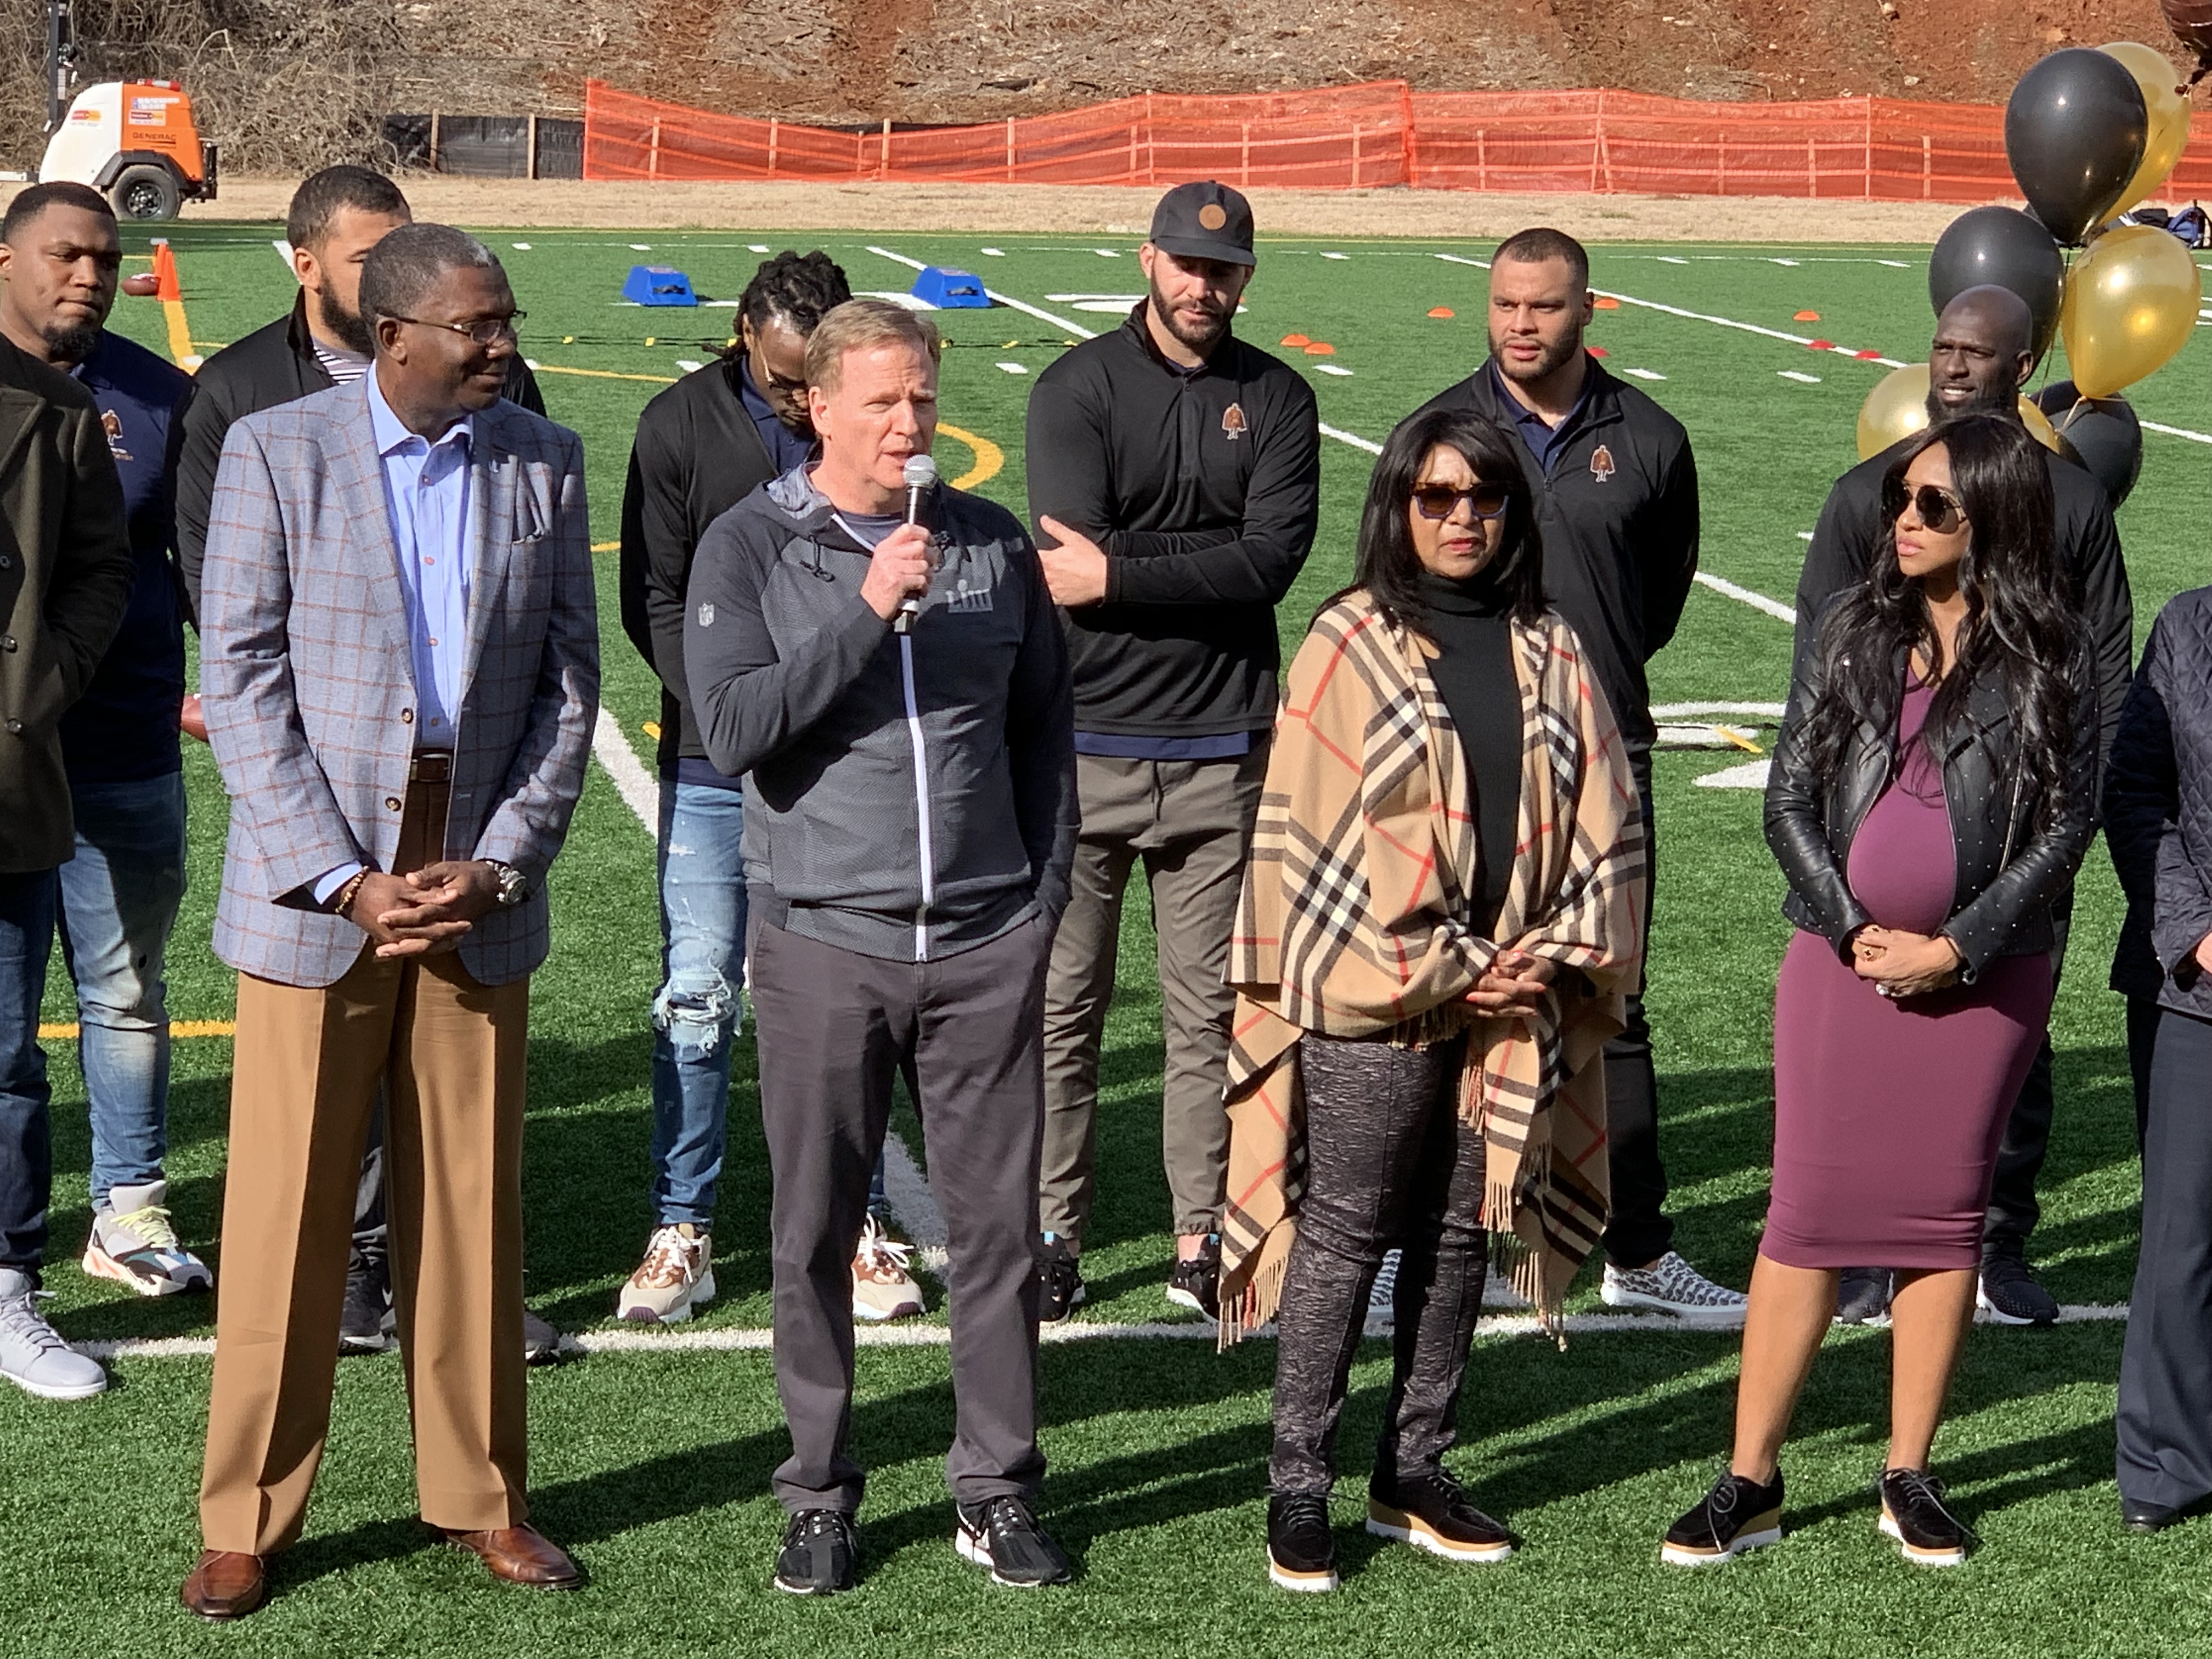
[946, 578, 995, 614]
[1589, 443, 1616, 484]
[100, 410, 132, 463]
[1221, 402, 1248, 442]
[696, 601, 714, 628]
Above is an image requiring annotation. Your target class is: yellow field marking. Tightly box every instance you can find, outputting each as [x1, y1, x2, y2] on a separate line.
[591, 540, 619, 552]
[938, 423, 1002, 490]
[38, 1019, 234, 1041]
[162, 297, 197, 372]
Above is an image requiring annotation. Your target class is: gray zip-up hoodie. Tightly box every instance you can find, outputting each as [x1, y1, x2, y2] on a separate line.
[685, 465, 1076, 962]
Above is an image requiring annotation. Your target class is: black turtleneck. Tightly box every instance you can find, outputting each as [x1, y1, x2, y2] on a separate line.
[1415, 569, 1521, 936]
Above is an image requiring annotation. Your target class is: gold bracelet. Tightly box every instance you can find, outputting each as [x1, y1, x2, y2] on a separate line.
[332, 870, 371, 917]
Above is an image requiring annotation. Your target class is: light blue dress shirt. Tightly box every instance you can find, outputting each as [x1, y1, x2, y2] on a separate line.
[368, 363, 475, 743]
[309, 369, 479, 907]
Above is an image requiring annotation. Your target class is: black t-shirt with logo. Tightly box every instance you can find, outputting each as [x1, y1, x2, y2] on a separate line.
[1025, 305, 1321, 737]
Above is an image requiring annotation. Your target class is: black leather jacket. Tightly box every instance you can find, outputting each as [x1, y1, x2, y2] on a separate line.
[1765, 607, 2099, 980]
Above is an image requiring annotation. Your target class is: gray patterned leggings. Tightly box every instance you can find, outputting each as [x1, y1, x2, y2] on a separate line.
[1269, 1031, 1488, 1496]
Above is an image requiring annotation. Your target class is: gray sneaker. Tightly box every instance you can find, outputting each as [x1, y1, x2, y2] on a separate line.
[0, 1268, 108, 1401]
[82, 1180, 212, 1297]
[1602, 1251, 1749, 1326]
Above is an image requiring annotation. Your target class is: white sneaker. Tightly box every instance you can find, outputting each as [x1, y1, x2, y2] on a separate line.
[853, 1214, 925, 1322]
[617, 1223, 715, 1323]
[1602, 1251, 1748, 1326]
[81, 1180, 212, 1297]
[0, 1268, 107, 1400]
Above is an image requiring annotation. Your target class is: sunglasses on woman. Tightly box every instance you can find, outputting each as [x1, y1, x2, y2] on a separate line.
[1881, 476, 1968, 534]
[1411, 482, 1512, 521]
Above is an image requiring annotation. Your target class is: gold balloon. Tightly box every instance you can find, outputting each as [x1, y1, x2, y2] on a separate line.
[2101, 42, 2192, 220]
[1857, 364, 1932, 459]
[1856, 363, 2064, 459]
[2061, 221, 2202, 396]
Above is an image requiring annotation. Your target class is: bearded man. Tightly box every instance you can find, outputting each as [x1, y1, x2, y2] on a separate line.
[1022, 179, 1321, 1323]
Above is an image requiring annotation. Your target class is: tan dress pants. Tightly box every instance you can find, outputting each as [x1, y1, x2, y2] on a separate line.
[199, 781, 531, 1555]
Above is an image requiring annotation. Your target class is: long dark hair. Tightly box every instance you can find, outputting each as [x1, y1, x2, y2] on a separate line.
[1325, 407, 1546, 631]
[1799, 412, 2081, 827]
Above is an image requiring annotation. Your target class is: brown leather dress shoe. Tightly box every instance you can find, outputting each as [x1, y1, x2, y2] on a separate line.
[181, 1550, 267, 1620]
[437, 1523, 585, 1589]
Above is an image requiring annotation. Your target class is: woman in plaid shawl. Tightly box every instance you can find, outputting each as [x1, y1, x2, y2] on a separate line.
[1222, 408, 1646, 1592]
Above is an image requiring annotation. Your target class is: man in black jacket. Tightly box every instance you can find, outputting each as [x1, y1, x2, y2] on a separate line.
[613, 250, 895, 1326]
[174, 166, 543, 617]
[1414, 227, 1746, 1325]
[1024, 181, 1321, 1322]
[1795, 283, 2134, 1329]
[173, 165, 547, 1358]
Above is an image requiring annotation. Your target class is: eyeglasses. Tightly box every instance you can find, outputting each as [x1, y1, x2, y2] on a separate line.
[1882, 476, 1969, 534]
[1410, 482, 1512, 521]
[387, 311, 525, 347]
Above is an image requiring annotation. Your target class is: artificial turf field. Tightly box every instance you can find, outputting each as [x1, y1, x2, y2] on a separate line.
[8, 221, 2212, 1657]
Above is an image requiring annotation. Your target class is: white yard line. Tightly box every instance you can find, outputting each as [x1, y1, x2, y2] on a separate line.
[76, 1301, 2131, 1363]
[1694, 571, 1797, 624]
[1651, 701, 1788, 719]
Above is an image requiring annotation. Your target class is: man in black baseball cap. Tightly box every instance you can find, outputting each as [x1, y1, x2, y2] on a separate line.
[1024, 179, 1319, 1326]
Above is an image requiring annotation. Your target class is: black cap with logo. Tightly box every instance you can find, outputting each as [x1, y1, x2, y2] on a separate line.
[1148, 180, 1256, 268]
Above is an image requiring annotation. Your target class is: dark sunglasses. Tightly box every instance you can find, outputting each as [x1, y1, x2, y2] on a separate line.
[1881, 476, 1969, 534]
[1411, 482, 1512, 521]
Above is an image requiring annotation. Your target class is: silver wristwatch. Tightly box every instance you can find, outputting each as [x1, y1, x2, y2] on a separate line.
[484, 860, 529, 907]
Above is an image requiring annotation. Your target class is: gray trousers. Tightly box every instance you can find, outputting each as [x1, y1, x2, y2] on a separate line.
[2118, 1006, 2212, 1512]
[1040, 746, 1268, 1247]
[751, 914, 1051, 1513]
[1271, 1032, 1487, 1496]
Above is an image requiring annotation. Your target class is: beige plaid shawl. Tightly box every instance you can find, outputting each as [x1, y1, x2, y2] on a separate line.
[1218, 591, 1646, 1347]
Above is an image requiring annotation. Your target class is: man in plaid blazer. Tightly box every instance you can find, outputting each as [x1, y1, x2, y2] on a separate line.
[184, 225, 597, 1621]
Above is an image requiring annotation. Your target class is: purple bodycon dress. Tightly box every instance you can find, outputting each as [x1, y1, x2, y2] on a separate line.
[1764, 678, 2053, 1270]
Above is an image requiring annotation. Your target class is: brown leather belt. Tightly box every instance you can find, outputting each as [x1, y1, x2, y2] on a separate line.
[409, 750, 455, 783]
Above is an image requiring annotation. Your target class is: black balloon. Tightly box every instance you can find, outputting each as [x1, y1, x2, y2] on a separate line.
[2005, 48, 2150, 244]
[1929, 206, 2066, 357]
[2034, 379, 2145, 509]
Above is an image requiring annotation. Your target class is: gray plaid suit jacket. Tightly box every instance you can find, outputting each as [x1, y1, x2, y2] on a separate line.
[200, 381, 599, 989]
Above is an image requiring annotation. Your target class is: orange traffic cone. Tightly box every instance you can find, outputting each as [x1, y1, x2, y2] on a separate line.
[152, 241, 181, 302]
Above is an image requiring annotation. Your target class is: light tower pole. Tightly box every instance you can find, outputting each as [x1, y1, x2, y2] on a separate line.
[45, 0, 77, 137]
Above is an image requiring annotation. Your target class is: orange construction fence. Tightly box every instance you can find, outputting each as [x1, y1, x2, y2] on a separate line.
[584, 78, 2212, 205]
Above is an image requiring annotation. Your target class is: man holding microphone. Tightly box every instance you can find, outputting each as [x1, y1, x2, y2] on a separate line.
[685, 299, 1077, 1595]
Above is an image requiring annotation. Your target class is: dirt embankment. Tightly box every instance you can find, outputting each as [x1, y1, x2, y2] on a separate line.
[388, 0, 2193, 123]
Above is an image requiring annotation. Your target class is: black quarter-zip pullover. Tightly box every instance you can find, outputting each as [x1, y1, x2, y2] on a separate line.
[1025, 304, 1321, 735]
[1414, 356, 1700, 770]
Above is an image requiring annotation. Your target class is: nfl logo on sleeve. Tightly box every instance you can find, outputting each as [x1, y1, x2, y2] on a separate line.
[697, 601, 715, 627]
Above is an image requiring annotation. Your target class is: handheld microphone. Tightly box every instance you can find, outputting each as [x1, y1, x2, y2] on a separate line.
[894, 453, 939, 636]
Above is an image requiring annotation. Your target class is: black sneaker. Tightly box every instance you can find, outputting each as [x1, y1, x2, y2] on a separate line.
[522, 1309, 566, 1367]
[1039, 1235, 1085, 1324]
[774, 1509, 860, 1595]
[1166, 1235, 1221, 1320]
[1267, 1492, 1339, 1592]
[1978, 1254, 2059, 1327]
[1877, 1468, 1973, 1566]
[1661, 1468, 1786, 1566]
[1835, 1267, 1894, 1327]
[1368, 1468, 1514, 1562]
[954, 1496, 1073, 1587]
[339, 1253, 393, 1355]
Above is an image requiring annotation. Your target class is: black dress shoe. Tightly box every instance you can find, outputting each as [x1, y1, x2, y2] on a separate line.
[2123, 1498, 2182, 1533]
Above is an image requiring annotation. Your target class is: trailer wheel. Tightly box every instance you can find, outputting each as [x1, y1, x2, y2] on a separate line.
[111, 164, 181, 222]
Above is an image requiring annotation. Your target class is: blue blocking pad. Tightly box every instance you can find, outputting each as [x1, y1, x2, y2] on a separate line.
[623, 266, 699, 306]
[910, 266, 992, 308]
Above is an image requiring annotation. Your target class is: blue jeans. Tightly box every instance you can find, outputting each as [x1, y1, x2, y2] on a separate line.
[57, 772, 187, 1205]
[0, 868, 58, 1276]
[652, 780, 749, 1227]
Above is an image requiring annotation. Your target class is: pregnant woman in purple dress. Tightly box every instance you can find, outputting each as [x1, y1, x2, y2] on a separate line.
[1662, 413, 2098, 1570]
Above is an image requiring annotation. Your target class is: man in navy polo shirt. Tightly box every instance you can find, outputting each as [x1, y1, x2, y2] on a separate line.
[0, 182, 209, 1298]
